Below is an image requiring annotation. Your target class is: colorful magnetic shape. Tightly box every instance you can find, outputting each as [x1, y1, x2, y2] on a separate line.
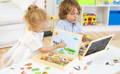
[26, 67, 32, 69]
[69, 72, 74, 74]
[21, 71, 27, 74]
[73, 66, 81, 70]
[73, 37, 79, 40]
[42, 72, 48, 74]
[83, 66, 88, 70]
[105, 62, 109, 65]
[20, 67, 24, 70]
[86, 61, 93, 65]
[64, 48, 76, 53]
[24, 63, 32, 66]
[44, 66, 51, 70]
[31, 68, 40, 71]
[58, 49, 64, 54]
[113, 59, 120, 63]
[34, 72, 41, 74]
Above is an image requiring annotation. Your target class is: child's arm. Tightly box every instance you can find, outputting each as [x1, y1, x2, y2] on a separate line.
[39, 42, 66, 53]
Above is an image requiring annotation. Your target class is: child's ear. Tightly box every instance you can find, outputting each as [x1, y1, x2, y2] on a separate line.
[47, 16, 51, 20]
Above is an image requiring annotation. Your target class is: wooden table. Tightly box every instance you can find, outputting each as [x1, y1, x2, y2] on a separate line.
[0, 45, 120, 74]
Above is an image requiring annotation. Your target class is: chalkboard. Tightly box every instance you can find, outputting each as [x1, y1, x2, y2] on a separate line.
[85, 36, 112, 56]
[44, 31, 53, 37]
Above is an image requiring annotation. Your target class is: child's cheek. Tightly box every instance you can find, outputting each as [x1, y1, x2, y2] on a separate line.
[71, 17, 76, 22]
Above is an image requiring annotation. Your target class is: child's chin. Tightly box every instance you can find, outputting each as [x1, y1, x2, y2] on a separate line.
[71, 21, 76, 23]
[69, 20, 76, 23]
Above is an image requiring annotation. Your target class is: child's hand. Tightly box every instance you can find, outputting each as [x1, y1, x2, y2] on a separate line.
[82, 35, 93, 42]
[58, 42, 66, 48]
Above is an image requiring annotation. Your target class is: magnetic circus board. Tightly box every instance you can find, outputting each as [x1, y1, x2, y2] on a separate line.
[52, 29, 83, 58]
[33, 29, 83, 69]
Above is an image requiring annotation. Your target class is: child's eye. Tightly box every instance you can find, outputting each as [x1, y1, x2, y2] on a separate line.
[71, 13, 75, 15]
[70, 13, 79, 16]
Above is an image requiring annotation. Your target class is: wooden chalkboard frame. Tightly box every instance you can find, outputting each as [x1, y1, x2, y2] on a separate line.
[83, 35, 113, 57]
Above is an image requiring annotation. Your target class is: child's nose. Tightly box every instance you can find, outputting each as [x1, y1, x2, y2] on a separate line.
[74, 14, 78, 18]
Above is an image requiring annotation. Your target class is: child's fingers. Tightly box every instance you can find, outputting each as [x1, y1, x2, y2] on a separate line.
[59, 42, 66, 48]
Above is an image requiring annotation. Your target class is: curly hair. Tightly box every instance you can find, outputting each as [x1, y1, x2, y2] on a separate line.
[59, 0, 81, 19]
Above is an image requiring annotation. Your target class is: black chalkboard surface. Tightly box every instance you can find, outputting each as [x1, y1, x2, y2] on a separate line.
[85, 36, 112, 56]
[44, 31, 53, 37]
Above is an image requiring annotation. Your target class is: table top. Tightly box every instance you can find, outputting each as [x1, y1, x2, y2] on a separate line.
[0, 45, 120, 74]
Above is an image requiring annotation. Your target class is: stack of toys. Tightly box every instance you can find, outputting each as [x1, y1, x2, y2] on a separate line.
[97, 0, 120, 5]
[83, 13, 97, 26]
[103, 0, 112, 5]
[112, 0, 120, 5]
[102, 0, 120, 5]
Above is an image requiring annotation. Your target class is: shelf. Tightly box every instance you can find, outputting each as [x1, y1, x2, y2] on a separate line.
[81, 7, 110, 26]
[82, 25, 120, 32]
[46, 0, 120, 26]
[81, 5, 120, 7]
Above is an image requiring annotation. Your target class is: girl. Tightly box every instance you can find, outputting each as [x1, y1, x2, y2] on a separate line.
[0, 4, 66, 69]
[55, 0, 92, 42]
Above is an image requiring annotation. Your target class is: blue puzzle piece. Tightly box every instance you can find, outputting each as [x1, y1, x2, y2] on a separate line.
[73, 37, 79, 40]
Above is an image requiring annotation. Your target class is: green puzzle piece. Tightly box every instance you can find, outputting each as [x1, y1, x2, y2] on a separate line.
[31, 68, 40, 71]
[64, 48, 76, 53]
[44, 67, 50, 70]
[34, 72, 41, 74]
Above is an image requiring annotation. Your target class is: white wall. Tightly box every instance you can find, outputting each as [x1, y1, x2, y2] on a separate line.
[45, 0, 62, 16]
[36, 0, 44, 9]
[45, 0, 56, 16]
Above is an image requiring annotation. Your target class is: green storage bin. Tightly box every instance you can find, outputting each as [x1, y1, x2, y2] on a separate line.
[76, 0, 96, 5]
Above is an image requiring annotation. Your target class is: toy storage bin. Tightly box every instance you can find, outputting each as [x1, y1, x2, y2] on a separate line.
[109, 10, 120, 25]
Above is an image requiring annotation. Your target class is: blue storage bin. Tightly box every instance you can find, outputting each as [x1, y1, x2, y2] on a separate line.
[109, 11, 120, 25]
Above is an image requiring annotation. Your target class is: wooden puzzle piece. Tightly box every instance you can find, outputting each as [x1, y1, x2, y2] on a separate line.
[24, 63, 32, 66]
[73, 66, 81, 71]
[83, 66, 88, 70]
[31, 68, 40, 71]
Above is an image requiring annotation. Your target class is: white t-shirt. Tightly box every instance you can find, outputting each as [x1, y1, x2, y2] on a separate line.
[1, 30, 44, 68]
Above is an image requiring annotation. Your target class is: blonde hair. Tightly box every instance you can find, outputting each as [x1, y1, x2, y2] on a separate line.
[25, 4, 48, 28]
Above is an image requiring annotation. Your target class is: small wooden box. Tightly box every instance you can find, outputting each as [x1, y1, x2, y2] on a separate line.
[33, 53, 77, 69]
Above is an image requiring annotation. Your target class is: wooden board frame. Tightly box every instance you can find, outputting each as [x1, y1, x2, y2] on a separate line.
[79, 35, 113, 59]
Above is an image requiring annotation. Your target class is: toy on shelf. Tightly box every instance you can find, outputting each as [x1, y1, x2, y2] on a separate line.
[56, 0, 63, 7]
[103, 0, 112, 5]
[97, 0, 102, 5]
[112, 0, 120, 5]
[83, 13, 97, 26]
